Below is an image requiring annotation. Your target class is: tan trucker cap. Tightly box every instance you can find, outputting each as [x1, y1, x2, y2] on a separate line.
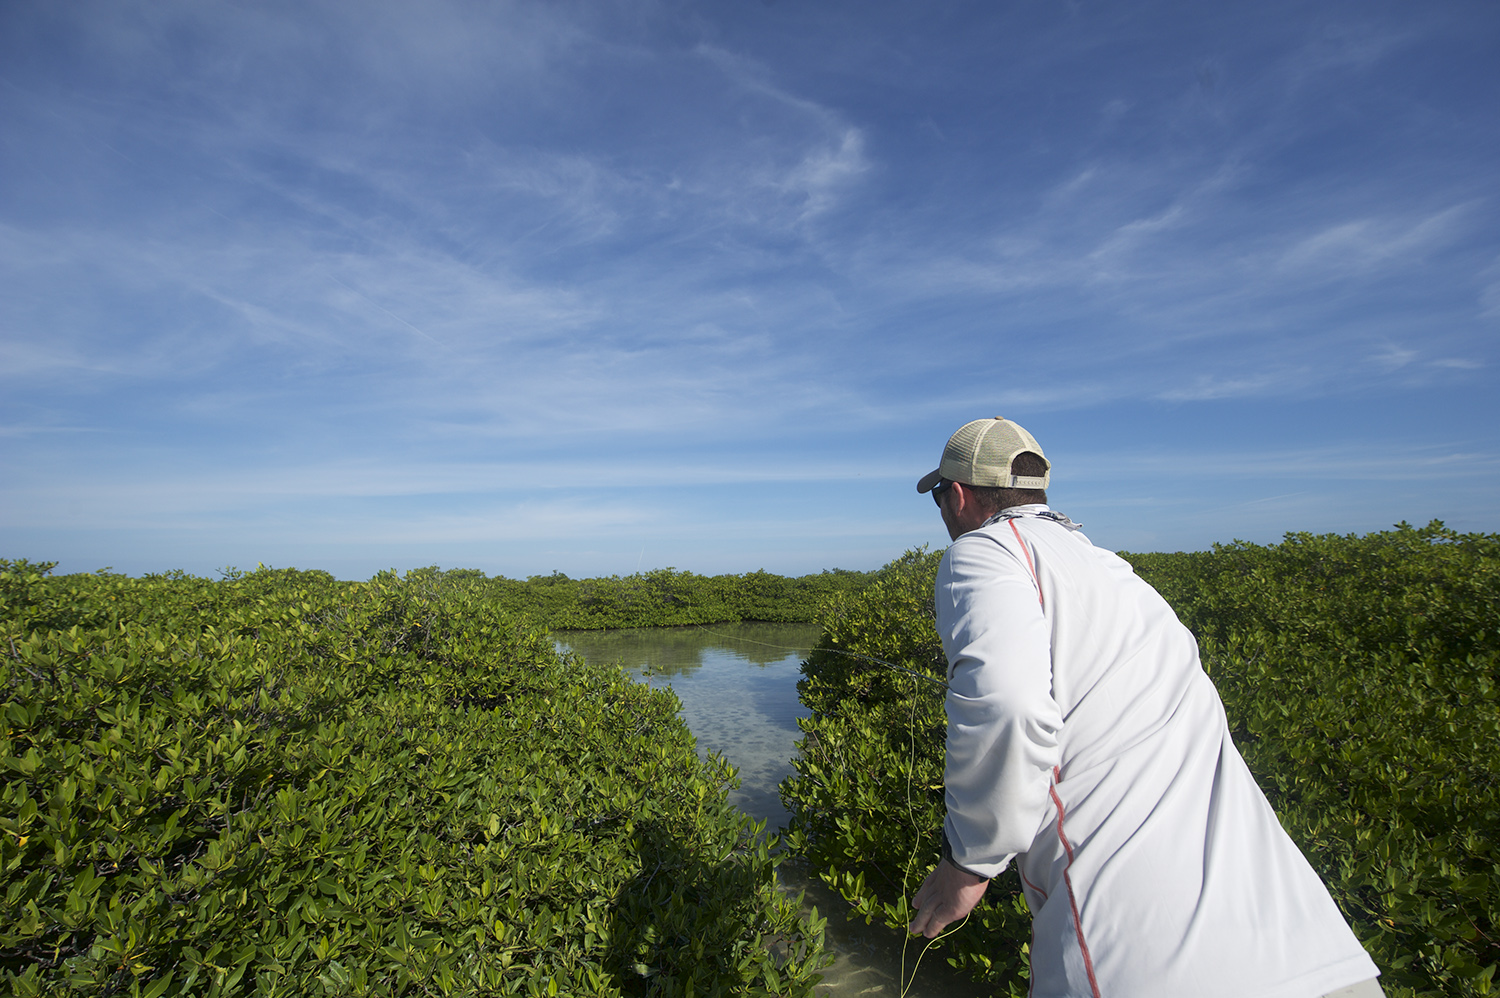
[916, 417, 1050, 493]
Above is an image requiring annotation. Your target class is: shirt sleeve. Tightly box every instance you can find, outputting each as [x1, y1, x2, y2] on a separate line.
[937, 531, 1062, 879]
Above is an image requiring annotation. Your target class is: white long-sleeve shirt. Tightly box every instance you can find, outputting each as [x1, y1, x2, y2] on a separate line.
[937, 506, 1378, 998]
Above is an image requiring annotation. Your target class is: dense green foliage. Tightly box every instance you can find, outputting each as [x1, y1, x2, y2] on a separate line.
[779, 524, 1500, 998]
[2, 561, 828, 997]
[420, 567, 875, 631]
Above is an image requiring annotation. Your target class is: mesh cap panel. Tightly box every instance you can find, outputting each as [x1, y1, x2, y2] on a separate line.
[918, 417, 1050, 491]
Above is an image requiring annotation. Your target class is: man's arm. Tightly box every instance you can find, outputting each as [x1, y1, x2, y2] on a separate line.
[937, 532, 1062, 877]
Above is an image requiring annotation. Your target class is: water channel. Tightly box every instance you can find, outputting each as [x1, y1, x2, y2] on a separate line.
[553, 621, 994, 998]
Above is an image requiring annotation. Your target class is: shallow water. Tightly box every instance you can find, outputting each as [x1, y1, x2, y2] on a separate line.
[555, 621, 816, 828]
[553, 622, 996, 998]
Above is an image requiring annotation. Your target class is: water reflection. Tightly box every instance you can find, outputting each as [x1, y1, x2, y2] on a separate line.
[554, 621, 818, 828]
[556, 619, 819, 673]
[553, 622, 996, 998]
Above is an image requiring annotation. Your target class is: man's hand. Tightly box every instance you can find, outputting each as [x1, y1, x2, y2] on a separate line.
[908, 859, 989, 938]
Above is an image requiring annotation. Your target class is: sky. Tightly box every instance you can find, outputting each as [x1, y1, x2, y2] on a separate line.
[2, 0, 1498, 581]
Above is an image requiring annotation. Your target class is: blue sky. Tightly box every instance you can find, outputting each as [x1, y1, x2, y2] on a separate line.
[3, 0, 1497, 580]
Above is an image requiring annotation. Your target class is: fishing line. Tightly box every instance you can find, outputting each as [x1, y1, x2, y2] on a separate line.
[893, 668, 970, 998]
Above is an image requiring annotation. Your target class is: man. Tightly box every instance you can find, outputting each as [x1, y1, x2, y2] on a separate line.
[907, 417, 1381, 998]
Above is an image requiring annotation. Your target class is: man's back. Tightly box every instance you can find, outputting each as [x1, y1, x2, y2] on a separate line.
[937, 505, 1378, 998]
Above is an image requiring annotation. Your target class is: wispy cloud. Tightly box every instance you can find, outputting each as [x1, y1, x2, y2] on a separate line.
[1155, 371, 1309, 403]
[1067, 443, 1500, 484]
[1, 0, 1495, 575]
[1276, 203, 1477, 277]
[693, 43, 871, 224]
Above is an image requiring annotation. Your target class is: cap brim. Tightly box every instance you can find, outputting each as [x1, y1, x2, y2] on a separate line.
[916, 468, 942, 493]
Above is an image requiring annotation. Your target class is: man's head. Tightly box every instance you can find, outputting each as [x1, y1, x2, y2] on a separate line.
[917, 417, 1049, 539]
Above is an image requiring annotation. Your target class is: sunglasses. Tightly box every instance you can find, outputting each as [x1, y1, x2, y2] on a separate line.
[931, 479, 954, 506]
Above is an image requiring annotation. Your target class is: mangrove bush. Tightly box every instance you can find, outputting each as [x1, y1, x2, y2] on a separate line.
[415, 567, 875, 631]
[1, 561, 828, 996]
